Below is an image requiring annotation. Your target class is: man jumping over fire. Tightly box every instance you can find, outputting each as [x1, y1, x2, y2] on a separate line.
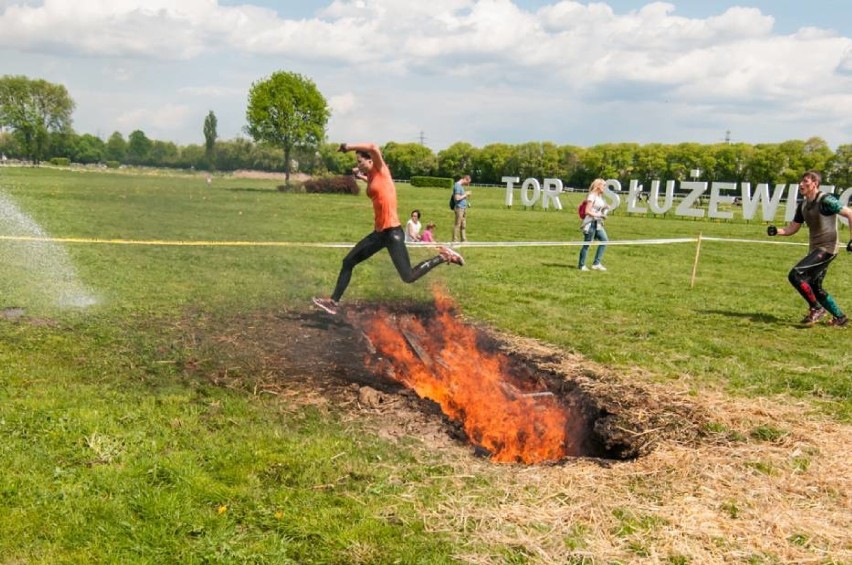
[767, 170, 852, 327]
[312, 142, 464, 316]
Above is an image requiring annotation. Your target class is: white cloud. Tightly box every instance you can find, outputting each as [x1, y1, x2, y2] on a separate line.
[103, 66, 134, 82]
[178, 85, 244, 97]
[115, 104, 192, 133]
[0, 0, 849, 148]
[840, 48, 852, 74]
[329, 92, 357, 116]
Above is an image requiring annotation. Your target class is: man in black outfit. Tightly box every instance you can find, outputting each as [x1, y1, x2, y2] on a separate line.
[767, 170, 852, 327]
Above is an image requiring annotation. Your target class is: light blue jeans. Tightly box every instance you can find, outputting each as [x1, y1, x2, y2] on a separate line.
[578, 222, 608, 267]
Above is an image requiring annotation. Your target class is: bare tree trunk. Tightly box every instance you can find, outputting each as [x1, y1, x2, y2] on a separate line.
[283, 142, 291, 187]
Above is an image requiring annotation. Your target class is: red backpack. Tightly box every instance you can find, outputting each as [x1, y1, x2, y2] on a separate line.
[578, 200, 589, 219]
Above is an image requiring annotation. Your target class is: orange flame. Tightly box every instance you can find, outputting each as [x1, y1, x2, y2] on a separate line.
[360, 289, 581, 464]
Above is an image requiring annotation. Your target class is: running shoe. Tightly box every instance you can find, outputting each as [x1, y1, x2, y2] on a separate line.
[438, 246, 465, 266]
[312, 297, 339, 315]
[826, 315, 848, 328]
[579, 265, 590, 271]
[799, 307, 827, 326]
[591, 264, 607, 271]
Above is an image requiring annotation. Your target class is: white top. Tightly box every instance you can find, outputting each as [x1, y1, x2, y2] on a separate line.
[405, 218, 422, 242]
[581, 193, 609, 232]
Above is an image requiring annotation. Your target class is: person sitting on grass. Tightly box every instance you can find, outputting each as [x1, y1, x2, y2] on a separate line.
[405, 209, 422, 242]
[420, 221, 436, 243]
[312, 143, 464, 316]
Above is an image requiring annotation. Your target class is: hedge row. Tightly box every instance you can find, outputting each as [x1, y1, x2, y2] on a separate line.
[411, 176, 453, 189]
[303, 175, 360, 195]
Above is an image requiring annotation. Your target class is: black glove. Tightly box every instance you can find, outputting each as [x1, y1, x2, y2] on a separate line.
[767, 225, 778, 236]
[847, 240, 852, 253]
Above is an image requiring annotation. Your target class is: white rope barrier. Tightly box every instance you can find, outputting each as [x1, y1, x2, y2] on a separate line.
[699, 236, 807, 247]
[0, 235, 809, 248]
[440, 237, 806, 248]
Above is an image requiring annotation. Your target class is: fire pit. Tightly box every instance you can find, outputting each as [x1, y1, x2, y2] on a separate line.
[343, 293, 659, 465]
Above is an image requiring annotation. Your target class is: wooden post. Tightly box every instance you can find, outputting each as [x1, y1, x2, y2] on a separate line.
[690, 232, 702, 289]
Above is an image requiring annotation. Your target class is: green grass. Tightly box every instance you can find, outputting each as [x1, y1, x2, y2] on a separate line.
[0, 313, 458, 563]
[0, 166, 850, 561]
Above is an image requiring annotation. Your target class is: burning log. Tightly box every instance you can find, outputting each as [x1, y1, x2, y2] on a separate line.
[400, 326, 433, 367]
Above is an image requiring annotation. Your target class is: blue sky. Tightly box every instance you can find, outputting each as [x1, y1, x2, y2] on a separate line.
[1, 1, 850, 152]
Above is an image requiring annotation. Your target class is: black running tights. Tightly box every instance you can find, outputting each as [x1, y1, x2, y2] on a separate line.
[331, 226, 443, 301]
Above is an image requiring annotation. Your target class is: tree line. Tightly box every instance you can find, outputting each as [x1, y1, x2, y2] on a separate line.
[2, 74, 850, 188]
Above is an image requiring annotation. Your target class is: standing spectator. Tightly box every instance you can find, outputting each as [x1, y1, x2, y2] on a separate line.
[405, 209, 422, 242]
[452, 175, 472, 242]
[766, 170, 852, 327]
[578, 178, 610, 271]
[312, 143, 464, 316]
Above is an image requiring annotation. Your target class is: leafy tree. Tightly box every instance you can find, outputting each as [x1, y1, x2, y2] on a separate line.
[825, 144, 852, 189]
[437, 142, 479, 179]
[245, 71, 329, 186]
[707, 142, 753, 182]
[634, 143, 668, 183]
[149, 140, 179, 167]
[506, 142, 548, 181]
[574, 144, 625, 184]
[745, 144, 785, 183]
[0, 129, 22, 158]
[774, 139, 831, 182]
[0, 75, 75, 164]
[666, 142, 704, 182]
[177, 144, 205, 169]
[382, 142, 436, 179]
[557, 144, 586, 186]
[105, 131, 127, 163]
[537, 142, 563, 178]
[289, 144, 326, 175]
[47, 130, 75, 160]
[203, 110, 217, 171]
[72, 133, 106, 164]
[576, 143, 639, 184]
[249, 141, 288, 171]
[801, 136, 832, 175]
[475, 143, 513, 184]
[317, 142, 354, 175]
[127, 129, 152, 165]
[215, 138, 255, 172]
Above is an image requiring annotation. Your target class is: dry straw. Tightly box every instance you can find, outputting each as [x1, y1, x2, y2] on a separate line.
[406, 361, 851, 564]
[201, 311, 851, 564]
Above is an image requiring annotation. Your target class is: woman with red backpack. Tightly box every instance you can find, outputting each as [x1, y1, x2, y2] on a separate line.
[578, 178, 611, 272]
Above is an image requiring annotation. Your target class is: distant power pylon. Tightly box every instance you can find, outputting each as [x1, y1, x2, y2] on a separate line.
[418, 131, 427, 146]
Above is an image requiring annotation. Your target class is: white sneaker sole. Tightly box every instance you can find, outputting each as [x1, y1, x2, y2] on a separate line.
[438, 246, 465, 266]
[312, 297, 338, 315]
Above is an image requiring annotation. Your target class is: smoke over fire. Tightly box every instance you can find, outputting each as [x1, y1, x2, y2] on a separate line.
[358, 290, 588, 464]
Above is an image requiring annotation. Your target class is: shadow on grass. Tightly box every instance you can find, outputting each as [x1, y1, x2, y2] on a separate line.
[698, 309, 786, 324]
[225, 187, 282, 193]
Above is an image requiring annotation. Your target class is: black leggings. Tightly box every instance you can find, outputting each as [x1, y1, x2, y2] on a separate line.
[788, 249, 835, 309]
[331, 226, 444, 301]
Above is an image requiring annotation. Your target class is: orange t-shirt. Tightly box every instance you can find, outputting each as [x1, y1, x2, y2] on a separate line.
[367, 163, 400, 232]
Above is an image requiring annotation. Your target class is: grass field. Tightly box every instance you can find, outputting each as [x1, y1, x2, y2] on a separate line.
[1, 165, 850, 563]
